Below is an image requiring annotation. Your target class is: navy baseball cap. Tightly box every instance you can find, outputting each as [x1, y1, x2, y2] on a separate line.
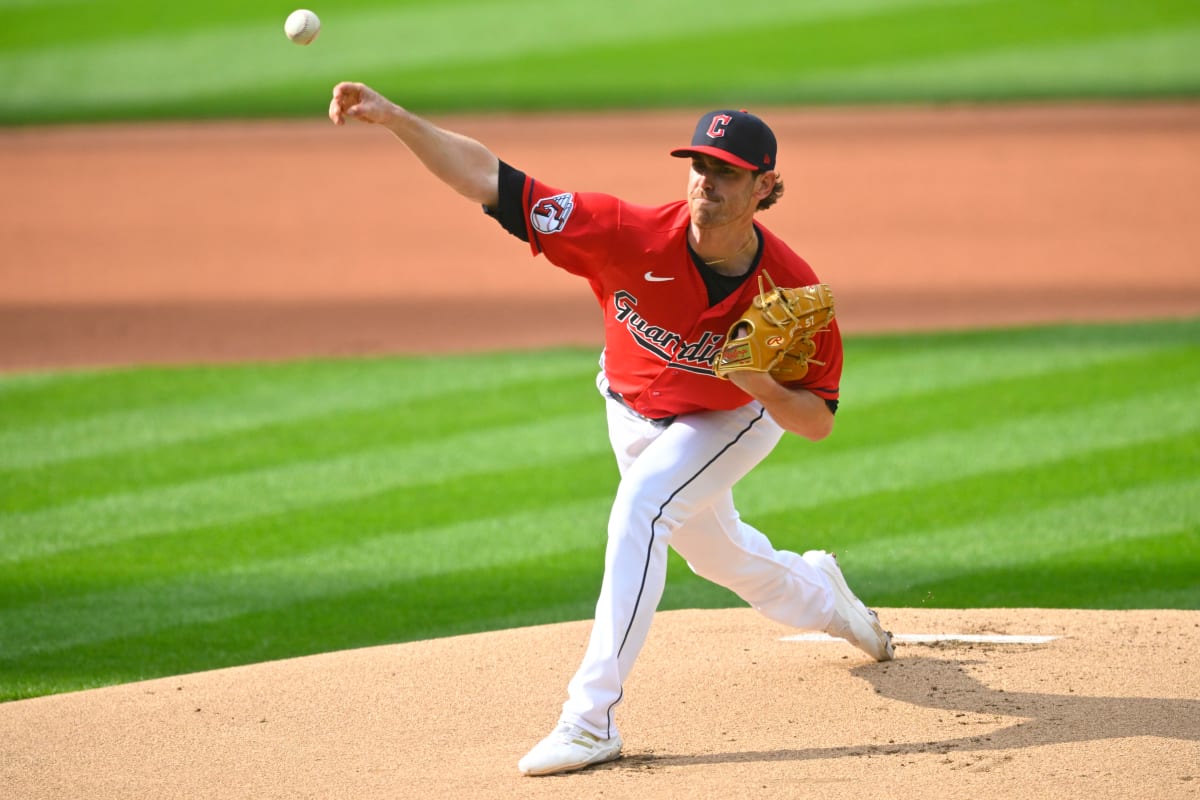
[670, 109, 777, 172]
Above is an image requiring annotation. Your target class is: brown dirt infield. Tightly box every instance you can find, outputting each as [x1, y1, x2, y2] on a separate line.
[2, 102, 1199, 369]
[1, 103, 1198, 799]
[3, 609, 1198, 800]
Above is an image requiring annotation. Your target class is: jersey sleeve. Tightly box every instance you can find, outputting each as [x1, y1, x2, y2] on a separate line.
[483, 166, 628, 279]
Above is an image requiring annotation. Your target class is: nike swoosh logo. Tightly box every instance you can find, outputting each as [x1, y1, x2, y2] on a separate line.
[644, 272, 675, 282]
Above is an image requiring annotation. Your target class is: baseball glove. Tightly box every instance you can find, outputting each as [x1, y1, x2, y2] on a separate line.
[712, 272, 835, 382]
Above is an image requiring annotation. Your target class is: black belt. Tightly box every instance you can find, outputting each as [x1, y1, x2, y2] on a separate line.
[607, 388, 677, 427]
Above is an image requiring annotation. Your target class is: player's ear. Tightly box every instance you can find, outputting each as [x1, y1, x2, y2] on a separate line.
[753, 170, 778, 201]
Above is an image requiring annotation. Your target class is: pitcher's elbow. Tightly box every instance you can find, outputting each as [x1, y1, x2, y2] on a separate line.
[802, 413, 835, 442]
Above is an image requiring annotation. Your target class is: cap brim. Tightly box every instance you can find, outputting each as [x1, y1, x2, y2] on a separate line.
[669, 146, 760, 172]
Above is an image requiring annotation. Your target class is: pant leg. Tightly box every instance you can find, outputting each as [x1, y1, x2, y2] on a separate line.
[670, 499, 835, 630]
[561, 385, 784, 738]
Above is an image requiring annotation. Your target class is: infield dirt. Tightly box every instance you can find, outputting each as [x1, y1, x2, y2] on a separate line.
[2, 102, 1198, 369]
[0, 103, 1198, 799]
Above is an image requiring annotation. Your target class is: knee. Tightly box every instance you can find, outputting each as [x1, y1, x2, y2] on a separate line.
[609, 488, 688, 543]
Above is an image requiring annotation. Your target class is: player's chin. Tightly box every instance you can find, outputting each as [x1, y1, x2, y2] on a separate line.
[689, 199, 721, 225]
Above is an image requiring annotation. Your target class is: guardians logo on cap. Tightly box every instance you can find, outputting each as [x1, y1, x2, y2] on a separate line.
[670, 109, 777, 172]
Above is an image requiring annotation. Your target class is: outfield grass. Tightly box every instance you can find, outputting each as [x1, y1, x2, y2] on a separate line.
[1, 320, 1197, 701]
[2, 0, 1198, 125]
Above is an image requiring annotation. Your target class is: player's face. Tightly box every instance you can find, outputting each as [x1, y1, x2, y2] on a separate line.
[687, 155, 768, 228]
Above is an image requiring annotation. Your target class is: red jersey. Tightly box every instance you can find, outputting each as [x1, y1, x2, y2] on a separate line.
[516, 177, 843, 420]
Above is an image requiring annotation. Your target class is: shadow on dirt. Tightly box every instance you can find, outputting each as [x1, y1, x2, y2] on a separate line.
[613, 654, 1199, 770]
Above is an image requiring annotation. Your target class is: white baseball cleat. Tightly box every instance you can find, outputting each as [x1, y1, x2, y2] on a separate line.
[518, 721, 623, 776]
[804, 550, 895, 662]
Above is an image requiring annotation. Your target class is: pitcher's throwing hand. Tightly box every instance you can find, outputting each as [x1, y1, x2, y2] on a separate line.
[329, 82, 398, 126]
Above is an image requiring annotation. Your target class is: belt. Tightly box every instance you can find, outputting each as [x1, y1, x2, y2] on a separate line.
[607, 388, 677, 427]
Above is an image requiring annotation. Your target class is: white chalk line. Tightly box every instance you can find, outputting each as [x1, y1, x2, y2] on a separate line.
[782, 633, 1060, 644]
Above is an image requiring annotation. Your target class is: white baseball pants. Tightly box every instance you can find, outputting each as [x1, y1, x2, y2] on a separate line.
[559, 373, 837, 739]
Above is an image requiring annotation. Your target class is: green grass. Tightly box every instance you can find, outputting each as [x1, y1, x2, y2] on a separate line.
[2, 0, 1199, 125]
[1, 319, 1197, 701]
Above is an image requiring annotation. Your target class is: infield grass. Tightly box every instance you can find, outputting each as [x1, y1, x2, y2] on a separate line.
[1, 319, 1198, 701]
[2, 0, 1199, 125]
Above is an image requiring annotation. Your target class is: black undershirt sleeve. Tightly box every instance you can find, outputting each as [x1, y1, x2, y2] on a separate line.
[482, 160, 529, 242]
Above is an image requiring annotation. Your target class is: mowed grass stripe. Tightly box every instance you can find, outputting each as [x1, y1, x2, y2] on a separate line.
[7, 0, 1199, 123]
[737, 385, 1199, 514]
[2, 328, 1194, 560]
[0, 0, 944, 110]
[784, 26, 1200, 101]
[0, 412, 609, 563]
[3, 341, 1180, 513]
[2, 332, 1167, 467]
[843, 478, 1199, 593]
[0, 497, 613, 659]
[774, 432, 1200, 545]
[5, 380, 1192, 566]
[5, 474, 1193, 669]
[831, 348, 1198, 450]
[4, 322, 1192, 506]
[0, 553, 610, 701]
[0, 371, 598, 511]
[841, 332, 1195, 408]
[894, 529, 1200, 608]
[7, 408, 1192, 609]
[9, 450, 1190, 671]
[0, 351, 594, 467]
[1, 455, 617, 603]
[356, 1, 1200, 112]
[1104, 530, 1200, 609]
[1, 0, 955, 51]
[2, 383, 1192, 651]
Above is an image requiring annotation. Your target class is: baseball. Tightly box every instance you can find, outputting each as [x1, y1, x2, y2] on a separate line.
[284, 9, 320, 45]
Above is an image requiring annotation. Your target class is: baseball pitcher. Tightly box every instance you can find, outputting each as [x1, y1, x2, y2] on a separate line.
[329, 83, 894, 777]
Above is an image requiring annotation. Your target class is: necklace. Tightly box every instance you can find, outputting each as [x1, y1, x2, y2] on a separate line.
[702, 232, 758, 266]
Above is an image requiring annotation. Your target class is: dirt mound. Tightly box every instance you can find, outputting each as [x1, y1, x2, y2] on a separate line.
[3, 608, 1197, 799]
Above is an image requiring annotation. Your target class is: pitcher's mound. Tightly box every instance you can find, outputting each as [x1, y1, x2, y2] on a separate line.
[3, 607, 1198, 800]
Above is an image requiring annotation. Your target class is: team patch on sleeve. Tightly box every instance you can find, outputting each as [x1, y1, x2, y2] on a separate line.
[531, 192, 574, 234]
